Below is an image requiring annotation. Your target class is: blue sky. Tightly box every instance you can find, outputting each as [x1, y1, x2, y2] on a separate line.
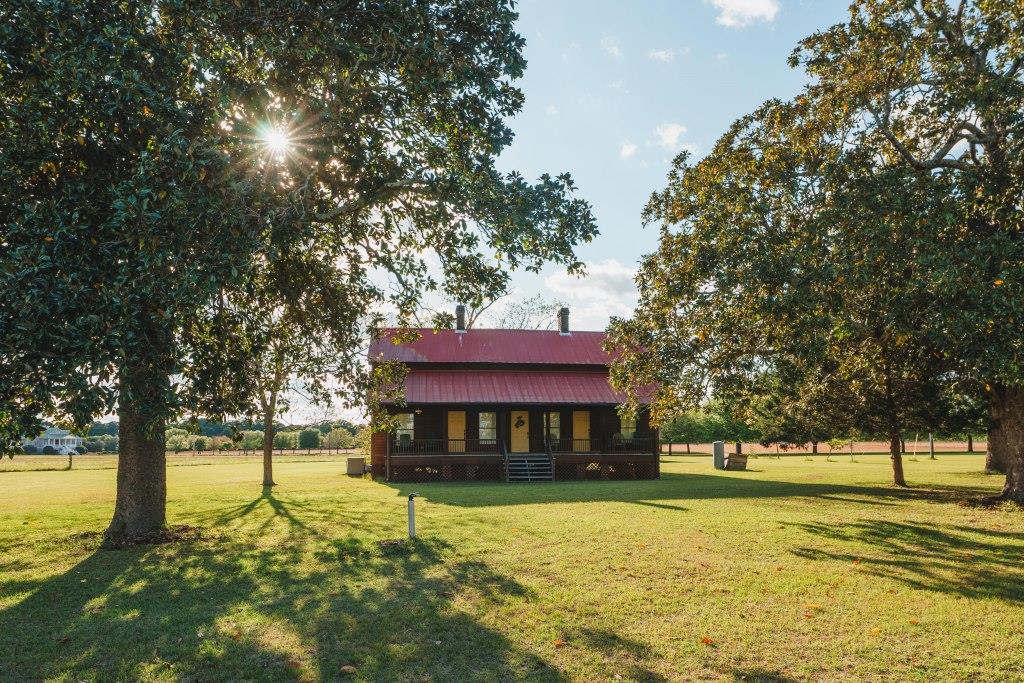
[492, 0, 851, 330]
[309, 0, 855, 422]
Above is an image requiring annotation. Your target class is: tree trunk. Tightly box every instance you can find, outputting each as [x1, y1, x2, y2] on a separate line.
[735, 441, 742, 455]
[986, 387, 1009, 473]
[811, 441, 818, 454]
[889, 430, 907, 487]
[686, 442, 691, 454]
[881, 359, 907, 487]
[991, 385, 1024, 503]
[103, 364, 168, 546]
[967, 434, 973, 453]
[262, 397, 276, 487]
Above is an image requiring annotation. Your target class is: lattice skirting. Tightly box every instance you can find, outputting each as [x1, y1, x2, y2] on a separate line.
[388, 462, 504, 483]
[554, 460, 658, 481]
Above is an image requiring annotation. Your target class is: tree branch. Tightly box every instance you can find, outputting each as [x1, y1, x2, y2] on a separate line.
[312, 177, 431, 222]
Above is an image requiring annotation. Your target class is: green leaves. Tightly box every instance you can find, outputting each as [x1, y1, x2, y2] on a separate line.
[611, 1, 1024, 468]
[1, 1, 596, 446]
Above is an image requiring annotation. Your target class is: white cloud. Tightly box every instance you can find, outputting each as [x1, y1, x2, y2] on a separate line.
[545, 260, 638, 329]
[619, 141, 638, 159]
[711, 0, 780, 27]
[653, 122, 688, 151]
[647, 49, 675, 63]
[545, 104, 559, 116]
[601, 36, 623, 59]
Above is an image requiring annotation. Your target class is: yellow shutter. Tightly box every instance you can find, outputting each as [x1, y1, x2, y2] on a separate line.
[572, 410, 590, 451]
[447, 410, 465, 453]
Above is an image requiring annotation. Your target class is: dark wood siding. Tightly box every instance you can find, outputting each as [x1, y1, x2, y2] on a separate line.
[529, 410, 544, 452]
[370, 431, 388, 475]
[414, 407, 443, 440]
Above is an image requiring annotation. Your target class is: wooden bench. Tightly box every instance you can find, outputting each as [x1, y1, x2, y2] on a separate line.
[724, 453, 748, 471]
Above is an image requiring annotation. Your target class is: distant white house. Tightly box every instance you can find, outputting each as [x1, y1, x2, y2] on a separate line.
[22, 427, 84, 455]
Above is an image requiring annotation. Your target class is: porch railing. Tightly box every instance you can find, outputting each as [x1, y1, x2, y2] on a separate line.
[391, 435, 653, 456]
[546, 436, 654, 454]
[391, 437, 501, 455]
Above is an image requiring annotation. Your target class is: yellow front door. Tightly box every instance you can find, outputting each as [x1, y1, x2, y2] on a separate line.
[573, 410, 590, 451]
[510, 410, 530, 452]
[447, 410, 466, 453]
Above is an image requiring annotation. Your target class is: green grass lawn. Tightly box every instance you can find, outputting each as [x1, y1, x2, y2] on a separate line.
[2, 454, 1022, 682]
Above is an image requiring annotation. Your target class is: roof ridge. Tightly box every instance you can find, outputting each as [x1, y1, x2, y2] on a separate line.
[378, 327, 607, 334]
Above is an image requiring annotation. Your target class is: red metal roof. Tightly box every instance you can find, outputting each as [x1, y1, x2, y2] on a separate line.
[369, 328, 611, 366]
[398, 370, 629, 405]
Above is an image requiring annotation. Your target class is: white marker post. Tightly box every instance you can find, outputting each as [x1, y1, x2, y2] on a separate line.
[408, 493, 420, 539]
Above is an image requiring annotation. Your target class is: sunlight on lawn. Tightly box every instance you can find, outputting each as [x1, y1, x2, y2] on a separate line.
[1, 455, 1021, 681]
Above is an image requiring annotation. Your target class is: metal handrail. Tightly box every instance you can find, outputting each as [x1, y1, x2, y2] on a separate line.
[499, 437, 508, 481]
[544, 437, 556, 481]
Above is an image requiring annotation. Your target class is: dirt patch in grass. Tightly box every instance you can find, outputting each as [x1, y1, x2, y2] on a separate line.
[96, 524, 204, 550]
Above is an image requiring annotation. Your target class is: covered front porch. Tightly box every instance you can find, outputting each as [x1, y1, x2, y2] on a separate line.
[373, 404, 659, 482]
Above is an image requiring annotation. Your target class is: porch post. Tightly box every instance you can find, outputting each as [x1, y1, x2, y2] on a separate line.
[653, 424, 661, 479]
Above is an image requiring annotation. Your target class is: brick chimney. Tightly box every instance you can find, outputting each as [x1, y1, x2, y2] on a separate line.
[558, 307, 570, 335]
[455, 304, 467, 333]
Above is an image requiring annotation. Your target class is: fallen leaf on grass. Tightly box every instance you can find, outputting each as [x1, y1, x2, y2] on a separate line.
[804, 603, 823, 611]
[870, 627, 881, 636]
[909, 619, 920, 625]
[339, 665, 357, 674]
[852, 559, 862, 565]
[553, 638, 567, 648]
[700, 636, 715, 647]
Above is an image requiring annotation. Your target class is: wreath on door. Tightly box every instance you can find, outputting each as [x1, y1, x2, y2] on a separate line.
[514, 415, 526, 429]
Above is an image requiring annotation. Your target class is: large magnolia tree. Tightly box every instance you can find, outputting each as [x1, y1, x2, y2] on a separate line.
[0, 1, 596, 545]
[792, 0, 1023, 497]
[609, 101, 953, 487]
[610, 0, 1023, 497]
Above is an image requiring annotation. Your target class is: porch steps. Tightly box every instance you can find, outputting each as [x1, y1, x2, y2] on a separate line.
[505, 454, 553, 482]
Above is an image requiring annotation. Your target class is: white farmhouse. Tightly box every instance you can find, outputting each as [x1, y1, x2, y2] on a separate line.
[22, 427, 84, 455]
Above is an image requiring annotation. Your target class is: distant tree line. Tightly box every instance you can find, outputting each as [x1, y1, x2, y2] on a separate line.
[660, 386, 987, 454]
[8, 419, 367, 455]
[163, 425, 364, 453]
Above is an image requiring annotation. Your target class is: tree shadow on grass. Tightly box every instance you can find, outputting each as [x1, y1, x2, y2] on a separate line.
[385, 472, 993, 509]
[197, 486, 317, 535]
[568, 627, 668, 682]
[633, 501, 689, 512]
[0, 494, 565, 681]
[788, 519, 1024, 604]
[729, 669, 797, 682]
